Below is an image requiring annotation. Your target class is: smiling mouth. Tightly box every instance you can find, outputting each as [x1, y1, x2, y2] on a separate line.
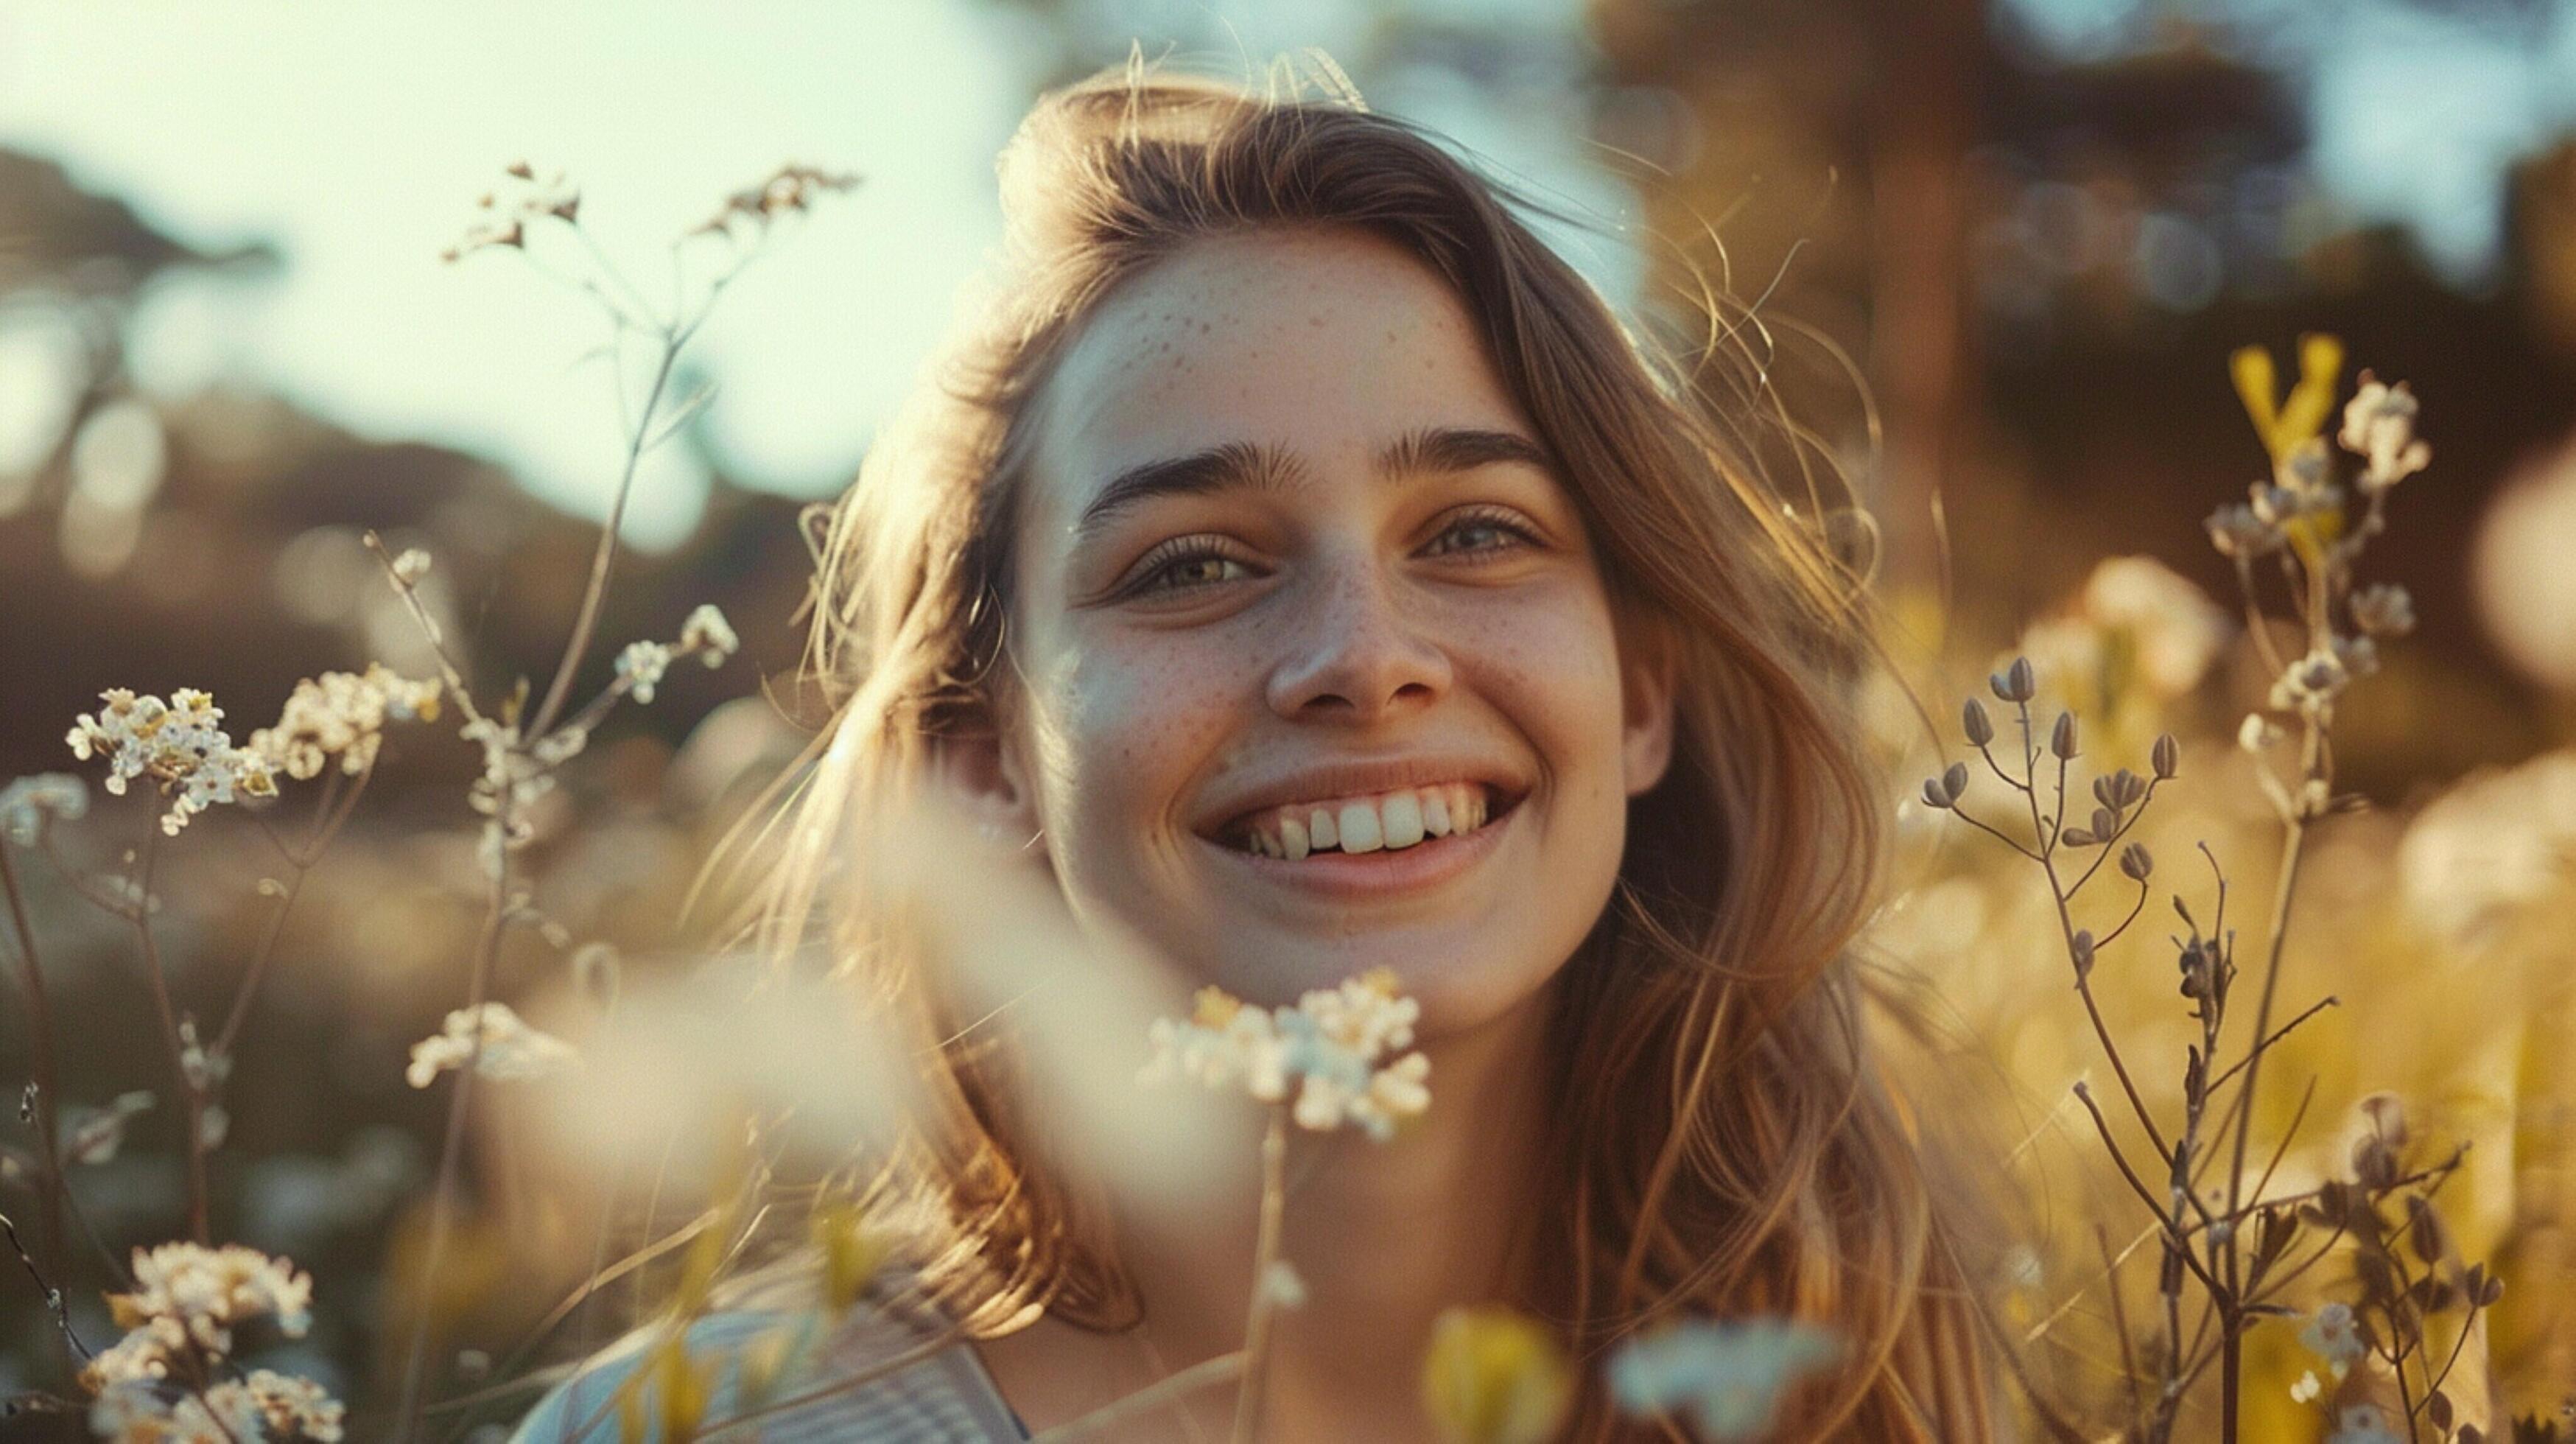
[1217, 782, 1520, 860]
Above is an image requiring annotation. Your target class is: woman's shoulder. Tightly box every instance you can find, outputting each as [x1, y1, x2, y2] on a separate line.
[508, 1276, 1027, 1443]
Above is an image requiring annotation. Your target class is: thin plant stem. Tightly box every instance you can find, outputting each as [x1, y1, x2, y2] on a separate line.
[527, 328, 682, 743]
[0, 842, 68, 1280]
[393, 837, 514, 1443]
[130, 824, 211, 1244]
[1229, 1107, 1291, 1444]
[2217, 810, 2311, 1440]
[217, 760, 373, 1059]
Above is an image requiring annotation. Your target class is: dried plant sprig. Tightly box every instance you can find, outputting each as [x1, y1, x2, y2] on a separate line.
[390, 163, 843, 1442]
[1926, 340, 2499, 1443]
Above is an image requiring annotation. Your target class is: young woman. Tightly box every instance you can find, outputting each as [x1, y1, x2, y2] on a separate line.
[516, 54, 1996, 1443]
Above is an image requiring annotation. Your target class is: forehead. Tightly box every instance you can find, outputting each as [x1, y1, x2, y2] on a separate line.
[1027, 228, 1531, 518]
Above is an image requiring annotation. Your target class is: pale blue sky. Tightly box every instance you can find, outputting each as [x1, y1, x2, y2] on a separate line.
[0, 1, 1628, 549]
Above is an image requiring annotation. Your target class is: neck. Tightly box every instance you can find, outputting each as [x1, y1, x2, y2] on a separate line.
[1112, 983, 1559, 1420]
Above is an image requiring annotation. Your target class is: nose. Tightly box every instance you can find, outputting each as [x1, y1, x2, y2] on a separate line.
[1264, 552, 1452, 723]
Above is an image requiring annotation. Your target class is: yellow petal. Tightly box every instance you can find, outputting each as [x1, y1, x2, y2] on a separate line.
[1421, 1306, 1575, 1444]
[2230, 346, 2281, 458]
[2275, 332, 2346, 456]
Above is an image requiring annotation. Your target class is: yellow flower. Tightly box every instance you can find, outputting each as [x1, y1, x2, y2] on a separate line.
[1421, 1306, 1574, 1444]
[812, 1202, 887, 1322]
[2232, 333, 2345, 466]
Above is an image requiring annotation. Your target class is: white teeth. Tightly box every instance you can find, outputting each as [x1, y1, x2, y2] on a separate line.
[1235, 784, 1498, 858]
[1380, 791, 1424, 849]
[1337, 801, 1383, 854]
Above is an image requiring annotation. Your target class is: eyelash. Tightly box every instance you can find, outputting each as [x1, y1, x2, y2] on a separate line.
[1123, 506, 1543, 598]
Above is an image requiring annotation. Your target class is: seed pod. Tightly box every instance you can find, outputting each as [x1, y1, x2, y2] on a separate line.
[2481, 1272, 2505, 1307]
[2070, 929, 2096, 978]
[2352, 1135, 2398, 1191]
[1962, 698, 1993, 747]
[2112, 768, 2147, 809]
[2407, 1196, 2448, 1266]
[1991, 656, 2035, 704]
[2051, 710, 2080, 760]
[1942, 763, 1969, 804]
[2059, 827, 2096, 848]
[2092, 807, 2119, 841]
[2427, 1391, 2453, 1434]
[1921, 777, 1954, 810]
[2121, 842, 2154, 882]
[2152, 732, 2180, 779]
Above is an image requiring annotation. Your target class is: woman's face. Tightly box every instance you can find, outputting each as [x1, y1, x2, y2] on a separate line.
[979, 226, 1672, 1037]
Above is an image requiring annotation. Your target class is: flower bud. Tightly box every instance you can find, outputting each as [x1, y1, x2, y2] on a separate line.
[1941, 763, 1968, 805]
[2120, 842, 2153, 882]
[2152, 732, 2180, 780]
[1920, 777, 1953, 810]
[2070, 929, 2096, 978]
[2091, 806, 2119, 841]
[2050, 711, 2079, 760]
[1990, 656, 2035, 704]
[1962, 698, 1993, 747]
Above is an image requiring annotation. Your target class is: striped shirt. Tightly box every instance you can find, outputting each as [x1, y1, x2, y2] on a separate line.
[509, 1288, 1030, 1443]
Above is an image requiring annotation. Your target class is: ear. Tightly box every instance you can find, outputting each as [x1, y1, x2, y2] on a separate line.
[933, 718, 1042, 848]
[1619, 624, 1679, 799]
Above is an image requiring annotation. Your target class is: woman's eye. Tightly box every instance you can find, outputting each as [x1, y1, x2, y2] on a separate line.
[1422, 511, 1538, 559]
[1129, 547, 1253, 596]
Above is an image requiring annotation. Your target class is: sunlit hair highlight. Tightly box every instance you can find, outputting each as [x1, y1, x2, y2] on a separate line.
[718, 51, 1996, 1440]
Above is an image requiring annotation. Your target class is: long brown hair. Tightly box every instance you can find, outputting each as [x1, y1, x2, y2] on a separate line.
[723, 52, 1995, 1440]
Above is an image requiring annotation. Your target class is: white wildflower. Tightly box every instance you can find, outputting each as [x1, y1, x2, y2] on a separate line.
[2298, 1301, 2365, 1380]
[2238, 713, 2285, 753]
[2327, 1403, 2404, 1444]
[2338, 371, 2429, 493]
[88, 1368, 343, 1443]
[2267, 648, 2351, 718]
[0, 771, 89, 846]
[1607, 1319, 1843, 1442]
[2291, 1370, 2323, 1403]
[80, 1242, 316, 1403]
[248, 664, 441, 781]
[678, 603, 740, 667]
[405, 1001, 580, 1089]
[617, 639, 673, 704]
[65, 689, 279, 835]
[216, 1369, 345, 1441]
[390, 547, 433, 585]
[1140, 969, 1431, 1140]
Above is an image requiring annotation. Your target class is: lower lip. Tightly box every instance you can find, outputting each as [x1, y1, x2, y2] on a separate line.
[1198, 803, 1516, 899]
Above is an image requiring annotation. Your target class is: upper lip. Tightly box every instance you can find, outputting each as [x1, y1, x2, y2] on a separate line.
[1193, 754, 1531, 839]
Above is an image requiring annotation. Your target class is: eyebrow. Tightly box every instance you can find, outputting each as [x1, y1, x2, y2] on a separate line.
[1070, 426, 1561, 543]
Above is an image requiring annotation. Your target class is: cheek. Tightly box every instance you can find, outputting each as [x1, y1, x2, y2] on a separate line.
[1029, 628, 1250, 834]
[1451, 584, 1632, 788]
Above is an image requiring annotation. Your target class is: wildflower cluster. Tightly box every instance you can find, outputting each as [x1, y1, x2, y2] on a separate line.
[1141, 969, 1432, 1140]
[0, 771, 88, 845]
[245, 663, 441, 780]
[615, 602, 742, 705]
[405, 1000, 580, 1089]
[65, 689, 279, 835]
[686, 162, 862, 239]
[80, 1242, 342, 1441]
[2207, 337, 2428, 811]
[440, 159, 581, 262]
